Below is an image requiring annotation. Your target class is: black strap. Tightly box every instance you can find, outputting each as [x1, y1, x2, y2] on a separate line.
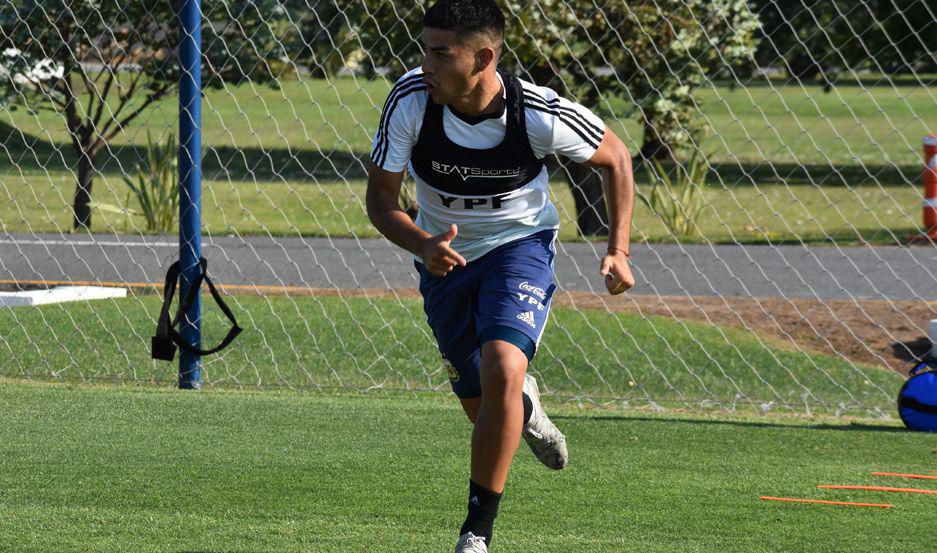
[152, 257, 242, 361]
[899, 395, 937, 415]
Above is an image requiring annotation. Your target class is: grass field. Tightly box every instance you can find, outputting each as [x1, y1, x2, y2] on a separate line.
[0, 76, 931, 243]
[5, 77, 934, 166]
[1, 72, 932, 551]
[0, 296, 903, 414]
[0, 380, 934, 551]
[0, 172, 922, 244]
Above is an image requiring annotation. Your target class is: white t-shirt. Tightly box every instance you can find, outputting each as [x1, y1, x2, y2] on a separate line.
[370, 67, 606, 261]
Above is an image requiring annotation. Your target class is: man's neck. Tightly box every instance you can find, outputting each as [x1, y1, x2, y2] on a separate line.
[448, 71, 504, 117]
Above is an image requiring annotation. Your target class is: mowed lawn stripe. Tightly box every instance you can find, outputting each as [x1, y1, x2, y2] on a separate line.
[0, 381, 933, 551]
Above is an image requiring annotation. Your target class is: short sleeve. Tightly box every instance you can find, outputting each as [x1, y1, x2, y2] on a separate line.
[521, 85, 606, 163]
[370, 71, 427, 173]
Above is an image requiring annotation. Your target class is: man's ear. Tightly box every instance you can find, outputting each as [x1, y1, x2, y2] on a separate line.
[474, 47, 495, 74]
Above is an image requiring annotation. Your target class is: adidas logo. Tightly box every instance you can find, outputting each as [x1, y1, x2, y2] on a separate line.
[517, 311, 536, 328]
[470, 496, 480, 506]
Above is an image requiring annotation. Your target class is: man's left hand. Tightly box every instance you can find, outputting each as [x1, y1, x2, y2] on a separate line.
[599, 251, 634, 295]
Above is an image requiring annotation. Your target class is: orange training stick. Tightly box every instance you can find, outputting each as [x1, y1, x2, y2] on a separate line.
[819, 485, 937, 495]
[872, 472, 937, 480]
[760, 496, 892, 508]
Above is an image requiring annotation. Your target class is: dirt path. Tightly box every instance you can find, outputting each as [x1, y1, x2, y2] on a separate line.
[553, 292, 936, 373]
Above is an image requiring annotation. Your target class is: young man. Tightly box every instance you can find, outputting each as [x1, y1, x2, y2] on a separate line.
[366, 1, 635, 550]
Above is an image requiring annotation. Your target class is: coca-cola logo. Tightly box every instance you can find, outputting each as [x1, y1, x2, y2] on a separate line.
[519, 281, 546, 300]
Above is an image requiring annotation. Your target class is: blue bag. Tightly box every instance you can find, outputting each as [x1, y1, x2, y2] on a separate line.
[898, 360, 937, 432]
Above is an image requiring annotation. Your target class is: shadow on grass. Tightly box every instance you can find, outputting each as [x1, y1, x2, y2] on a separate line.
[0, 121, 370, 182]
[742, 75, 937, 89]
[634, 224, 921, 245]
[705, 162, 921, 187]
[709, 227, 917, 246]
[552, 414, 910, 433]
[0, 121, 922, 186]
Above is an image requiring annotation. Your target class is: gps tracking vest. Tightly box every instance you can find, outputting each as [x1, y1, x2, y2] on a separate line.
[410, 70, 544, 202]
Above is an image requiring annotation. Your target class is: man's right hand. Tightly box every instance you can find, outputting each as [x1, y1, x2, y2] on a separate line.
[418, 224, 467, 277]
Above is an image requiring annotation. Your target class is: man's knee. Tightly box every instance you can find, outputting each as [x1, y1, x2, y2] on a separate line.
[479, 340, 527, 398]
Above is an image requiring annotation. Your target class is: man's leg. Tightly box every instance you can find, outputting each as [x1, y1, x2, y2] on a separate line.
[457, 339, 527, 548]
[472, 339, 528, 492]
[470, 229, 567, 474]
[461, 373, 566, 472]
[459, 396, 481, 423]
[460, 385, 531, 424]
[454, 231, 562, 549]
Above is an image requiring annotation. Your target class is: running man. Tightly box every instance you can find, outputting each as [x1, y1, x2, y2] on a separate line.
[365, 1, 635, 550]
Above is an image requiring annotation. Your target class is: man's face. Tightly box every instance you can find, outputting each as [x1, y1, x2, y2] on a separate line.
[420, 27, 482, 105]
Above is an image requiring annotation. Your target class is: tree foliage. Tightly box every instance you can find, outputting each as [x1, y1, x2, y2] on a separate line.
[305, 1, 759, 161]
[750, 0, 936, 81]
[0, 0, 287, 230]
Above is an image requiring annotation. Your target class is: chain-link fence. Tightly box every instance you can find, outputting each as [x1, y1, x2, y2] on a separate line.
[0, 0, 935, 416]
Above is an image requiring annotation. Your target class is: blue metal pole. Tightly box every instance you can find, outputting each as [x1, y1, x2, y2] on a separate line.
[178, 0, 202, 389]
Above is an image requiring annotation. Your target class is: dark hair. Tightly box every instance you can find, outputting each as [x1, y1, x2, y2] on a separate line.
[422, 0, 505, 43]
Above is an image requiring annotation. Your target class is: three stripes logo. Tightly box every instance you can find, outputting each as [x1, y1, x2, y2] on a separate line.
[517, 311, 536, 328]
[371, 74, 426, 167]
[522, 90, 604, 150]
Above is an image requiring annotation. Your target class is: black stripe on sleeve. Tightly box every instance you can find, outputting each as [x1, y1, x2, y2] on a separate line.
[375, 84, 426, 167]
[522, 90, 603, 133]
[522, 91, 605, 138]
[378, 74, 425, 115]
[372, 74, 425, 164]
[523, 99, 604, 150]
[523, 102, 601, 150]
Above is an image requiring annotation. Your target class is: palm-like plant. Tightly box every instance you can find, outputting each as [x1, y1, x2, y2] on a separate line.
[639, 150, 709, 240]
[90, 131, 179, 233]
[123, 131, 179, 233]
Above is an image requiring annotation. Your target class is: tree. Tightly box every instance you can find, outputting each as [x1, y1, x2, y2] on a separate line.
[751, 0, 936, 82]
[308, 0, 758, 235]
[0, 0, 287, 230]
[286, 0, 371, 78]
[506, 1, 759, 233]
[506, 1, 760, 161]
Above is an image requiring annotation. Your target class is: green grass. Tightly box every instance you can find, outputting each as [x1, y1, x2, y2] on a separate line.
[0, 171, 922, 244]
[0, 380, 933, 551]
[0, 77, 931, 243]
[674, 82, 934, 167]
[0, 296, 903, 414]
[6, 77, 933, 166]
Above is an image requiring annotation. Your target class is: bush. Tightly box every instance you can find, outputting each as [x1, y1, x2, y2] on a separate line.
[91, 131, 179, 233]
[639, 150, 709, 240]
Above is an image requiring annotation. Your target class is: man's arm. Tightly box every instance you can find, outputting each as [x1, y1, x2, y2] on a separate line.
[366, 163, 466, 276]
[585, 128, 636, 295]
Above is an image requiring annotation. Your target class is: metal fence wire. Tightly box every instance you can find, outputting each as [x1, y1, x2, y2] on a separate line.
[0, 0, 935, 417]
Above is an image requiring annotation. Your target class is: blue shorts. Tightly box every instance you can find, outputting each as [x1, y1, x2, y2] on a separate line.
[415, 230, 557, 399]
